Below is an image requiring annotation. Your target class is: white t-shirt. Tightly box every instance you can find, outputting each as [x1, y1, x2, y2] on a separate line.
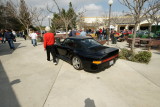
[29, 33, 38, 39]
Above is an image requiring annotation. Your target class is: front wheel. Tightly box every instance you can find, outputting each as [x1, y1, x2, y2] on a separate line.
[72, 56, 83, 70]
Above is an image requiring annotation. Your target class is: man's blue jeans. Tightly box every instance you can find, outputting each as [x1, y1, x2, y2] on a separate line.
[32, 39, 37, 46]
[8, 39, 15, 49]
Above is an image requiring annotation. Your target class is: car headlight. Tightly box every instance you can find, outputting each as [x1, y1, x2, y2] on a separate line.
[92, 61, 102, 64]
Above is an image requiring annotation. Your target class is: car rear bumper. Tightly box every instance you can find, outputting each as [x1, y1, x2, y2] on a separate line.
[83, 57, 118, 72]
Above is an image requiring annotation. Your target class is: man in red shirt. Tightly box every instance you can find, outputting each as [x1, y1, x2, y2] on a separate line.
[43, 26, 57, 65]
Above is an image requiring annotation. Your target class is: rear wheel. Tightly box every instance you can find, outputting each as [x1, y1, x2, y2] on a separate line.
[72, 56, 83, 70]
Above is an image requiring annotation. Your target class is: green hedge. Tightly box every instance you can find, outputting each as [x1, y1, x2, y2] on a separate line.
[119, 48, 152, 64]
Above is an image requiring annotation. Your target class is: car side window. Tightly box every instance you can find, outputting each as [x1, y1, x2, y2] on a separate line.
[63, 39, 76, 48]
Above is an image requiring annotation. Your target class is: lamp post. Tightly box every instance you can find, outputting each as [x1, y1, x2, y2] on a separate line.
[107, 0, 113, 45]
[48, 16, 51, 27]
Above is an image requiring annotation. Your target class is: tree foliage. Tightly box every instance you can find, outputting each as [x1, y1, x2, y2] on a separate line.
[48, 1, 77, 36]
[6, 0, 37, 34]
[0, 1, 22, 30]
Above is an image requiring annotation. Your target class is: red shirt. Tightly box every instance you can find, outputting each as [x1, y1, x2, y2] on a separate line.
[99, 29, 102, 34]
[43, 32, 55, 49]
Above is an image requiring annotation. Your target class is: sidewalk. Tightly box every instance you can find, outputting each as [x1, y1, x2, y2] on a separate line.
[0, 38, 63, 107]
[0, 38, 160, 107]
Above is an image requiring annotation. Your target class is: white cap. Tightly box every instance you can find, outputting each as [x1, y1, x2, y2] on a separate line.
[45, 26, 51, 32]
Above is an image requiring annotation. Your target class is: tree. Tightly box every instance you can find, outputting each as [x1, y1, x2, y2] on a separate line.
[0, 2, 6, 29]
[68, 2, 77, 29]
[51, 13, 64, 32]
[48, 0, 77, 36]
[153, 11, 160, 32]
[119, 0, 160, 51]
[32, 8, 47, 37]
[92, 18, 101, 30]
[76, 12, 86, 30]
[102, 12, 109, 27]
[6, 0, 36, 35]
[145, 2, 160, 36]
[0, 1, 22, 29]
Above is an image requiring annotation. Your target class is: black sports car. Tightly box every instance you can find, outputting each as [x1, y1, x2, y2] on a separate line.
[55, 36, 119, 71]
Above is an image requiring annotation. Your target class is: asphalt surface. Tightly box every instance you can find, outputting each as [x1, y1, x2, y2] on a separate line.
[0, 38, 160, 107]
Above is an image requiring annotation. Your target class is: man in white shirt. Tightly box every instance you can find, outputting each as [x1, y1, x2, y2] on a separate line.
[80, 28, 86, 36]
[29, 30, 38, 47]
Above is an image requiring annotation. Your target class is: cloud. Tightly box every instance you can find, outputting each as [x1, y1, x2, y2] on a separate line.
[81, 4, 104, 17]
[85, 4, 102, 11]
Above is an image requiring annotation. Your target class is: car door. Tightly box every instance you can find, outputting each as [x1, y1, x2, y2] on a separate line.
[57, 38, 75, 59]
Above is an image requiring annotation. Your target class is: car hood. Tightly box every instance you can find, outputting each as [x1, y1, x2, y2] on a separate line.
[86, 45, 119, 60]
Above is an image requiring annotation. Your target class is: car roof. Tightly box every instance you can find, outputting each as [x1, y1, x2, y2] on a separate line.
[68, 36, 92, 40]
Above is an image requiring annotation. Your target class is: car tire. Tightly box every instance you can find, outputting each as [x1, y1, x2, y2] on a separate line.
[72, 56, 83, 70]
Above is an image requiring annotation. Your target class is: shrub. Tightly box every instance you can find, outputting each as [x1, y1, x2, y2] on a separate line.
[119, 48, 152, 64]
[119, 48, 133, 60]
[134, 51, 152, 63]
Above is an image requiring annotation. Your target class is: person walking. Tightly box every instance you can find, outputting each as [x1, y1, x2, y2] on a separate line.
[43, 26, 57, 65]
[29, 30, 38, 47]
[4, 29, 15, 50]
[80, 28, 86, 36]
[22, 30, 26, 40]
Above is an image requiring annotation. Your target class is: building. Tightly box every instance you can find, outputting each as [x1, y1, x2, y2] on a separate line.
[78, 16, 160, 33]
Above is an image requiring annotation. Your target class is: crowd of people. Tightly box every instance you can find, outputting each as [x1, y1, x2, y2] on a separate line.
[68, 27, 131, 44]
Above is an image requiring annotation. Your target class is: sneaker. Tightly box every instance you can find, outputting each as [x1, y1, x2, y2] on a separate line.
[54, 62, 57, 65]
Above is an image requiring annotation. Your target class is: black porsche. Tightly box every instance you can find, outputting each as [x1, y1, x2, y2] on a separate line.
[55, 36, 119, 71]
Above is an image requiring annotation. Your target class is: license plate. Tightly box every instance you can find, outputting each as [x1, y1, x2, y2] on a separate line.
[109, 60, 114, 65]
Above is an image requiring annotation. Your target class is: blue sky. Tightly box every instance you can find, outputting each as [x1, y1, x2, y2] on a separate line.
[24, 0, 130, 25]
[25, 0, 129, 16]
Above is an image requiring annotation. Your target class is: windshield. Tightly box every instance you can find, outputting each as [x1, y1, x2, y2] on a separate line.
[79, 38, 101, 48]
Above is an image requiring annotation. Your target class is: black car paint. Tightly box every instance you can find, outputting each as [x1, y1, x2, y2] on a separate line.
[55, 36, 119, 71]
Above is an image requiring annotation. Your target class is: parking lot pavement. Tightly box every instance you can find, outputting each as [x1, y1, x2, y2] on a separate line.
[44, 58, 160, 107]
[0, 38, 64, 107]
[1, 38, 160, 107]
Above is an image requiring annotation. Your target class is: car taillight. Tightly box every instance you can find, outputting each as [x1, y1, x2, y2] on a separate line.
[92, 61, 102, 64]
[93, 54, 118, 64]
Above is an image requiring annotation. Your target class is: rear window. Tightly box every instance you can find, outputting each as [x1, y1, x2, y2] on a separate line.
[79, 38, 101, 48]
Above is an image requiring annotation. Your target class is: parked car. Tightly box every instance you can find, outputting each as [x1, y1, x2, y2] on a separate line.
[55, 36, 119, 71]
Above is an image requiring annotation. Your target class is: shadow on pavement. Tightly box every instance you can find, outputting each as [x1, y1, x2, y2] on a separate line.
[0, 61, 21, 107]
[0, 43, 21, 56]
[84, 98, 96, 107]
[85, 66, 111, 74]
[10, 79, 21, 85]
[17, 46, 26, 49]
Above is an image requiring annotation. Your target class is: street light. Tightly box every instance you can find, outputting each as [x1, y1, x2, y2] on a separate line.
[107, 0, 113, 45]
[47, 16, 51, 27]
